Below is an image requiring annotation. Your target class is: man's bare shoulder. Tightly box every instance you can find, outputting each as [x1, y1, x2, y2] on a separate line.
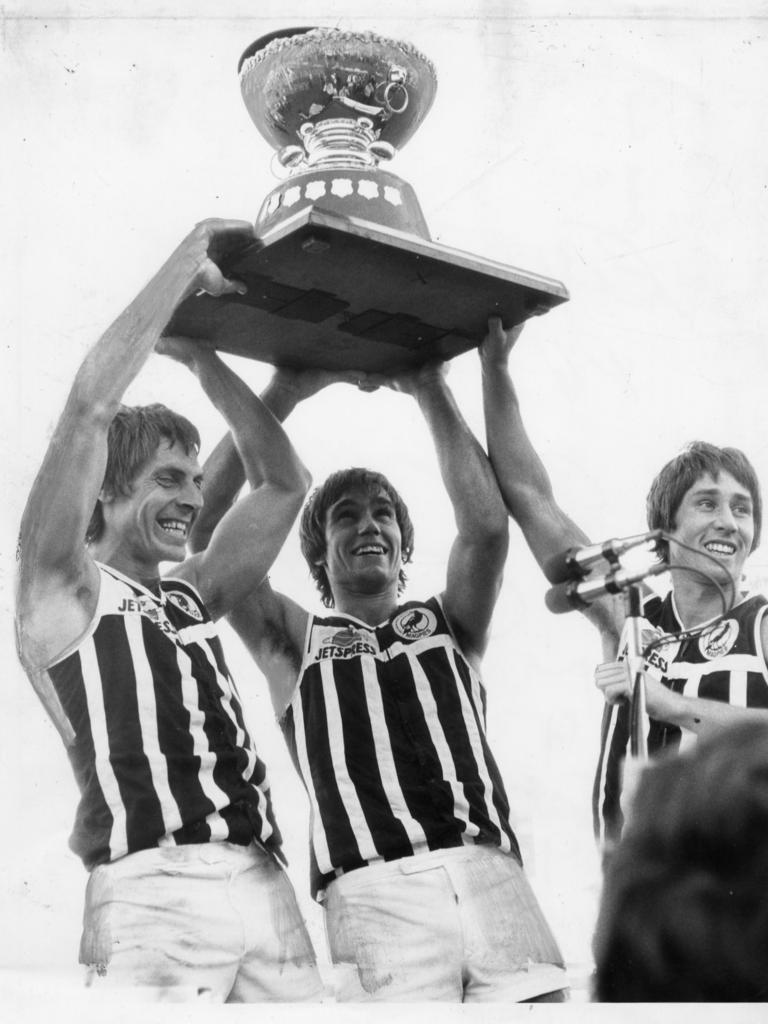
[16, 554, 102, 672]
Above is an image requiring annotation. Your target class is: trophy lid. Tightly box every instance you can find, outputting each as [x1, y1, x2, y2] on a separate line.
[238, 26, 437, 154]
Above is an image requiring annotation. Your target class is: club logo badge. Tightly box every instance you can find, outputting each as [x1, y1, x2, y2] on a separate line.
[699, 619, 739, 660]
[166, 590, 204, 622]
[392, 607, 437, 641]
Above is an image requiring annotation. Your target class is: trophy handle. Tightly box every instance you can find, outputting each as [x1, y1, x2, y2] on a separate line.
[368, 140, 396, 162]
[383, 77, 409, 115]
[272, 145, 306, 178]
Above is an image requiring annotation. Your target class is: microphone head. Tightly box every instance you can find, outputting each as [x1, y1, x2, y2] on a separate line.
[543, 549, 581, 585]
[544, 581, 582, 614]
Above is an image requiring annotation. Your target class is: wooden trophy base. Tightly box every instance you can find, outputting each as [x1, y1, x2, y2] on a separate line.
[165, 207, 569, 372]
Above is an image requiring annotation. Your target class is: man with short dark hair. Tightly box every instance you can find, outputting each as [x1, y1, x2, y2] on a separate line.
[15, 219, 323, 1001]
[190, 362, 568, 1003]
[479, 317, 768, 843]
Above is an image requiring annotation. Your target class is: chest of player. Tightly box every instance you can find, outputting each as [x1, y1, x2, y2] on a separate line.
[645, 612, 768, 708]
[299, 606, 478, 713]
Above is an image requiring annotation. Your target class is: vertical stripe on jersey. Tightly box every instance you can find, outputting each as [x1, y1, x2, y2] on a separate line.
[94, 617, 165, 853]
[408, 652, 479, 839]
[319, 658, 379, 861]
[197, 635, 274, 844]
[727, 671, 747, 707]
[149, 626, 219, 844]
[290, 676, 336, 875]
[423, 645, 494, 841]
[127, 614, 181, 846]
[450, 649, 511, 851]
[593, 702, 626, 844]
[360, 656, 428, 850]
[696, 670, 730, 704]
[79, 634, 129, 859]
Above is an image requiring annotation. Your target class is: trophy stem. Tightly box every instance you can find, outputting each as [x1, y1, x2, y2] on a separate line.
[276, 117, 396, 173]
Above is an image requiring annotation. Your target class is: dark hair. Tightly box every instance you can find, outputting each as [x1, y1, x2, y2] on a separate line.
[646, 441, 762, 559]
[299, 467, 415, 607]
[593, 719, 768, 1001]
[86, 404, 200, 544]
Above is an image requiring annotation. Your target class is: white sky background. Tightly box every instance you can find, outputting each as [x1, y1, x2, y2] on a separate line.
[2, 0, 768, 1015]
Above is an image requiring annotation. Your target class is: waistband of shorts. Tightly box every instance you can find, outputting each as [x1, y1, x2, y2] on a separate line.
[90, 839, 279, 878]
[320, 842, 510, 898]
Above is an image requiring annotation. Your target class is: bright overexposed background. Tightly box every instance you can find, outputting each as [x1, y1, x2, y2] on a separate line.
[3, 1, 768, 1017]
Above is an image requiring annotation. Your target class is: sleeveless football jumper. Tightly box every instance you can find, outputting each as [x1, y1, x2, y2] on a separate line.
[593, 591, 768, 843]
[280, 595, 521, 898]
[46, 563, 282, 868]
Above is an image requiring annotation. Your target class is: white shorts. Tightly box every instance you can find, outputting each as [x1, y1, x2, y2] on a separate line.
[80, 841, 324, 1002]
[323, 845, 568, 1002]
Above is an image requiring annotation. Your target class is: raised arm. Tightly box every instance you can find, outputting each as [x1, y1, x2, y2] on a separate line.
[188, 367, 365, 554]
[480, 317, 621, 646]
[186, 367, 368, 708]
[387, 363, 509, 666]
[160, 343, 312, 619]
[16, 219, 253, 672]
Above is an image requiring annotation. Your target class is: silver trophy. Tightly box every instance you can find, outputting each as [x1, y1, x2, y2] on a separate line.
[167, 26, 568, 371]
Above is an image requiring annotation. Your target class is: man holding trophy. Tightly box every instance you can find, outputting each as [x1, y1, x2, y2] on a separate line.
[14, 218, 326, 1001]
[180, 26, 569, 1002]
[190, 355, 569, 1002]
[15, 25, 572, 1002]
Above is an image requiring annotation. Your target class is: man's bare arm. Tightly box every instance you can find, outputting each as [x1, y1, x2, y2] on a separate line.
[228, 581, 311, 717]
[595, 657, 768, 738]
[386, 363, 509, 666]
[16, 219, 253, 670]
[162, 343, 312, 619]
[480, 317, 622, 643]
[188, 367, 365, 554]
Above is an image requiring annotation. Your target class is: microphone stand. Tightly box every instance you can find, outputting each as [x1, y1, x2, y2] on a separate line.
[624, 583, 648, 761]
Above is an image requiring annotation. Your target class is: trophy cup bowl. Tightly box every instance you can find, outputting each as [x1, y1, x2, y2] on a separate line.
[164, 26, 568, 372]
[239, 26, 437, 239]
[239, 26, 437, 156]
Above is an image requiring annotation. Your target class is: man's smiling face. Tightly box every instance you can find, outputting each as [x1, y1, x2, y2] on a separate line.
[100, 440, 204, 572]
[319, 485, 403, 599]
[668, 471, 755, 589]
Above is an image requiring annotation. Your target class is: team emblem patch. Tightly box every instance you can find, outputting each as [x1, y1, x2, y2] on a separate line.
[311, 624, 378, 661]
[392, 607, 437, 641]
[699, 618, 739, 660]
[166, 590, 204, 622]
[330, 627, 364, 647]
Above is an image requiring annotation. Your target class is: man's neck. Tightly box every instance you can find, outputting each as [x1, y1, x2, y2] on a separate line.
[333, 588, 400, 626]
[670, 571, 742, 629]
[90, 541, 161, 591]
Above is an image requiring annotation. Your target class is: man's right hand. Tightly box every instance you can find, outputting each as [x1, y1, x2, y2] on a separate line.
[595, 660, 632, 704]
[175, 218, 255, 299]
[479, 316, 525, 367]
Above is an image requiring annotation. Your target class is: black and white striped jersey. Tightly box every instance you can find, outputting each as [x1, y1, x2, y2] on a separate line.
[280, 595, 521, 898]
[593, 591, 768, 844]
[46, 563, 282, 869]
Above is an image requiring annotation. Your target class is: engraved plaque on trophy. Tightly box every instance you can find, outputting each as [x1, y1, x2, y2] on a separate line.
[166, 26, 569, 371]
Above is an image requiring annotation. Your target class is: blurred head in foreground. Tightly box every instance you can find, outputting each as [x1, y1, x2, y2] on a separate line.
[593, 719, 768, 1002]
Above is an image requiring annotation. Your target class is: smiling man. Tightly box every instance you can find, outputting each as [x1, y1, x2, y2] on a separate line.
[15, 219, 324, 1001]
[479, 317, 768, 844]
[189, 361, 569, 1002]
